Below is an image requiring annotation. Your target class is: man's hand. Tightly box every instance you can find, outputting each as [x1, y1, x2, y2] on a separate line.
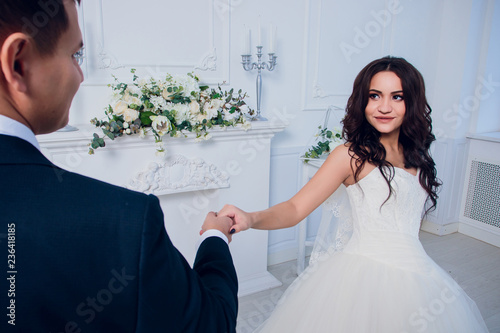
[218, 204, 252, 235]
[200, 212, 235, 243]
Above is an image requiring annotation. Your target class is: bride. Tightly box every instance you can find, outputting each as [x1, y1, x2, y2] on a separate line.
[218, 56, 489, 332]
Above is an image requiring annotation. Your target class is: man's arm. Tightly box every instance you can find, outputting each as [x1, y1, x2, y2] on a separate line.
[135, 195, 237, 333]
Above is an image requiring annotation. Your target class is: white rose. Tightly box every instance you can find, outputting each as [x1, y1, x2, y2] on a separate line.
[172, 75, 200, 97]
[172, 104, 191, 125]
[189, 101, 200, 115]
[212, 99, 224, 110]
[113, 100, 128, 115]
[204, 99, 222, 119]
[151, 115, 172, 137]
[123, 108, 140, 122]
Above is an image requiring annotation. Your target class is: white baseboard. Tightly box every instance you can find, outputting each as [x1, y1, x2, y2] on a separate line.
[458, 220, 500, 248]
[420, 220, 459, 236]
[238, 271, 282, 297]
[267, 246, 314, 266]
[267, 247, 297, 266]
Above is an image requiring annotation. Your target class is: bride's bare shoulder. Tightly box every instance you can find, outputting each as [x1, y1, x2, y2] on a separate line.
[324, 143, 353, 173]
[328, 143, 352, 161]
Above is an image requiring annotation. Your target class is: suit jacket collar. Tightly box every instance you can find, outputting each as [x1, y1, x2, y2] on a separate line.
[0, 134, 54, 166]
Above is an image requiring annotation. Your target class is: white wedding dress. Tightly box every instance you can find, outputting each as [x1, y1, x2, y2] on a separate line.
[255, 167, 489, 333]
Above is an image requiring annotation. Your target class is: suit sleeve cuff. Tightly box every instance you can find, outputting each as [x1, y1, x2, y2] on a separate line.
[196, 229, 229, 251]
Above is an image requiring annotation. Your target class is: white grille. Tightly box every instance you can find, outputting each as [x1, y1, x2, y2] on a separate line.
[463, 160, 500, 228]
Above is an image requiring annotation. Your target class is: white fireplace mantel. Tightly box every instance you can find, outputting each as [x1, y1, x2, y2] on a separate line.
[37, 121, 286, 296]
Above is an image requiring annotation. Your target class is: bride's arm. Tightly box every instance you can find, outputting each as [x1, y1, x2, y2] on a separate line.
[219, 144, 352, 233]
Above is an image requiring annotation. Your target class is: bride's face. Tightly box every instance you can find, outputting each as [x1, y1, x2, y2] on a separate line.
[364, 71, 406, 137]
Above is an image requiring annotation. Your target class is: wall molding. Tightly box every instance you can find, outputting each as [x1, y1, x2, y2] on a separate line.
[301, 0, 396, 111]
[79, 0, 230, 86]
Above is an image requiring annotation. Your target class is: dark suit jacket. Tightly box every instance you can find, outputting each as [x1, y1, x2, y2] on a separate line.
[0, 134, 238, 332]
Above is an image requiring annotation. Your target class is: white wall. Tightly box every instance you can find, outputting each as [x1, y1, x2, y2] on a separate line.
[473, 0, 500, 133]
[70, 0, 499, 265]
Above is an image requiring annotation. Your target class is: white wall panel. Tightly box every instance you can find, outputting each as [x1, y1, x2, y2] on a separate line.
[78, 0, 230, 85]
[302, 0, 394, 110]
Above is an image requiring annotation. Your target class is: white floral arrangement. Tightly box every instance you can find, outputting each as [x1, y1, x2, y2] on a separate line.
[89, 69, 253, 155]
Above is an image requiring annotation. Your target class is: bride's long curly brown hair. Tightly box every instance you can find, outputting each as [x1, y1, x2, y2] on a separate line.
[342, 56, 441, 212]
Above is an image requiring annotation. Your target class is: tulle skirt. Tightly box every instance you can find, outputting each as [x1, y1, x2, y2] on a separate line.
[255, 234, 489, 333]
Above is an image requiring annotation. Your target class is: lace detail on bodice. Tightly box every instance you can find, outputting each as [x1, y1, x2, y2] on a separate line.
[346, 167, 427, 237]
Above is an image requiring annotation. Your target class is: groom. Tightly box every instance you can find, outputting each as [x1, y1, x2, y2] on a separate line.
[0, 0, 237, 332]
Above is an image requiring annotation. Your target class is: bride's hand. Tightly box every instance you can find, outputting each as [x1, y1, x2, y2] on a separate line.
[218, 204, 252, 234]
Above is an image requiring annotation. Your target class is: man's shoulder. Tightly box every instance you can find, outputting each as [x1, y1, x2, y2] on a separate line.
[0, 133, 158, 208]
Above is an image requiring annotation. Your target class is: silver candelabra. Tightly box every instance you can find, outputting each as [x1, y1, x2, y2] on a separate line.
[241, 46, 277, 121]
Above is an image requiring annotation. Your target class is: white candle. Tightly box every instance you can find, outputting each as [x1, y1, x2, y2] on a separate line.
[258, 16, 262, 46]
[269, 24, 276, 53]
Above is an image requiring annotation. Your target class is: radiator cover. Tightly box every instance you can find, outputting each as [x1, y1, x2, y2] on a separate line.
[463, 160, 500, 228]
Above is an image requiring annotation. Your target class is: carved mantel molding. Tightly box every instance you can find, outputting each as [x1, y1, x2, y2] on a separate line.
[127, 155, 229, 195]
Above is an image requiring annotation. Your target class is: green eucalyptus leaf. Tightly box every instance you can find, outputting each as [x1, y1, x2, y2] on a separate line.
[103, 129, 115, 140]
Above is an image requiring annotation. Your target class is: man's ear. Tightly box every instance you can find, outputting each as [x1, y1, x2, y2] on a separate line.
[0, 33, 33, 93]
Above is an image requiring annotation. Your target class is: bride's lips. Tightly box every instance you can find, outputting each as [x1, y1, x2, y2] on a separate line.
[375, 116, 395, 123]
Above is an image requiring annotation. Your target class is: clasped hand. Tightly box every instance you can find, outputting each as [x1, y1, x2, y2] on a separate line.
[200, 205, 251, 242]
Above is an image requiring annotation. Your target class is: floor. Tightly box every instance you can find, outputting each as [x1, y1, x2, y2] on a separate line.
[236, 231, 500, 333]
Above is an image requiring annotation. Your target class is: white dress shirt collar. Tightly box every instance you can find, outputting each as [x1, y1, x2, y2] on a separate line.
[0, 115, 41, 151]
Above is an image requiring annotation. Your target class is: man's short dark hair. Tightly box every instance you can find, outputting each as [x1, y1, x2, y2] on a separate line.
[0, 0, 81, 56]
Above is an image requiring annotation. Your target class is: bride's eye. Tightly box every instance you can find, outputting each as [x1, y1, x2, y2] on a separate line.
[369, 93, 379, 100]
[73, 47, 85, 66]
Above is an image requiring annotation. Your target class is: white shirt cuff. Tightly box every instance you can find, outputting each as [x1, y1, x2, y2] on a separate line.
[196, 229, 229, 251]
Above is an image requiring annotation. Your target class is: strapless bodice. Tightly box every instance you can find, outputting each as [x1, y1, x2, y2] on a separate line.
[342, 167, 430, 270]
[346, 167, 427, 237]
